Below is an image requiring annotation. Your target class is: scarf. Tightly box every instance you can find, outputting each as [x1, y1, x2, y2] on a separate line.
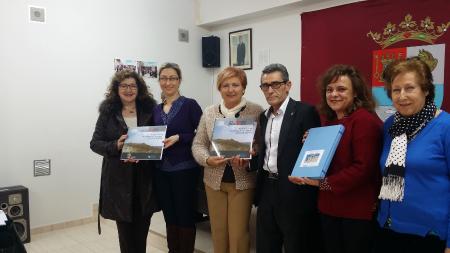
[220, 97, 247, 118]
[379, 99, 436, 201]
[160, 96, 185, 125]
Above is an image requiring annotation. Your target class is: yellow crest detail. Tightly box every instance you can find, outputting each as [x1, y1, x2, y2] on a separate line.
[417, 49, 438, 71]
[367, 14, 450, 49]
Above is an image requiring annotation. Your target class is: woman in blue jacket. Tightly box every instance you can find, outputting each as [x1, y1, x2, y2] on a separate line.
[376, 57, 450, 253]
[153, 63, 203, 253]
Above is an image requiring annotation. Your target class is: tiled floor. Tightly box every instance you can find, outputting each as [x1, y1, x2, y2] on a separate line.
[24, 212, 213, 253]
[24, 209, 256, 253]
[25, 219, 167, 253]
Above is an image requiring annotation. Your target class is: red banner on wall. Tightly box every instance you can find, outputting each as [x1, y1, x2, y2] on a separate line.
[300, 0, 450, 111]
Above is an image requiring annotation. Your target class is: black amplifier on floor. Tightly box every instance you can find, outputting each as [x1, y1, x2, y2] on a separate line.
[0, 185, 30, 243]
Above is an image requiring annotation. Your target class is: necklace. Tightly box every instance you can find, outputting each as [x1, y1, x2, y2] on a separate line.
[123, 107, 136, 113]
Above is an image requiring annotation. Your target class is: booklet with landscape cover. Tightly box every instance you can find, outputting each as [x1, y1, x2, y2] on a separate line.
[291, 124, 345, 179]
[121, 126, 167, 160]
[210, 118, 257, 159]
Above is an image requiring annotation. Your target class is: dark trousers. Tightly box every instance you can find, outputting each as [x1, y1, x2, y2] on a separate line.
[320, 214, 374, 253]
[374, 227, 445, 253]
[116, 204, 151, 253]
[154, 168, 199, 227]
[115, 169, 152, 253]
[256, 177, 322, 253]
[154, 168, 199, 253]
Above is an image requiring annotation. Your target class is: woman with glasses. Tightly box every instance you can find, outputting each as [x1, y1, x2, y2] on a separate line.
[153, 63, 203, 253]
[192, 67, 263, 253]
[90, 70, 159, 253]
[289, 65, 382, 253]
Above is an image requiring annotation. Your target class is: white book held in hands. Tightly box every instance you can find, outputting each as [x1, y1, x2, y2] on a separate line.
[121, 126, 167, 160]
[210, 118, 257, 159]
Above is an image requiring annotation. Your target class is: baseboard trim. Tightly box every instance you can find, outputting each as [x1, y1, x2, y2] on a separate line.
[30, 203, 98, 235]
[29, 203, 206, 253]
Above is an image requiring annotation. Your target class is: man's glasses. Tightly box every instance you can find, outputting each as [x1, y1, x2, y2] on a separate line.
[159, 77, 179, 82]
[259, 81, 286, 91]
[119, 84, 137, 90]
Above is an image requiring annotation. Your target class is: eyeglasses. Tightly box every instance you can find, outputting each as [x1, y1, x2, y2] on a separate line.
[119, 84, 137, 90]
[159, 77, 179, 82]
[259, 81, 286, 91]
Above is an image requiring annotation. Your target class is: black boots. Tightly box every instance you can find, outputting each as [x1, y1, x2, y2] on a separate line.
[166, 225, 196, 253]
[178, 227, 196, 253]
[166, 225, 179, 253]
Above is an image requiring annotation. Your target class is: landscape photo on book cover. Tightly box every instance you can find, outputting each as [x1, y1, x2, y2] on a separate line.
[291, 124, 345, 179]
[300, 150, 324, 167]
[121, 126, 166, 160]
[211, 119, 256, 158]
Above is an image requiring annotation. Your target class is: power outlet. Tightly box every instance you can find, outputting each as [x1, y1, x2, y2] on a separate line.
[178, 29, 189, 42]
[29, 6, 46, 23]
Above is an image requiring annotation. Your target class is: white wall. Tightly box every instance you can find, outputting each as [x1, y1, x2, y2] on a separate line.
[207, 0, 363, 107]
[0, 0, 212, 228]
[0, 0, 365, 229]
[196, 0, 301, 26]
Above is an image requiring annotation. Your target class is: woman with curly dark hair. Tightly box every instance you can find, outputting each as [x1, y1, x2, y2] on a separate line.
[290, 65, 382, 253]
[90, 70, 158, 253]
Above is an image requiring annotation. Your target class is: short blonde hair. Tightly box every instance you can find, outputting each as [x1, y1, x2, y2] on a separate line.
[216, 67, 247, 90]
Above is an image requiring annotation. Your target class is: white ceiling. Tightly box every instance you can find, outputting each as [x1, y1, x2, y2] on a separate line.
[195, 0, 346, 29]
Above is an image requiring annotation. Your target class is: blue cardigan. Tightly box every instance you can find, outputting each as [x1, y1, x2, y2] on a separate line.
[377, 111, 450, 247]
[153, 96, 203, 172]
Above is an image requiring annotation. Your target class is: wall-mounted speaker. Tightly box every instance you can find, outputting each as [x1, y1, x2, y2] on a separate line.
[0, 186, 30, 243]
[202, 36, 220, 68]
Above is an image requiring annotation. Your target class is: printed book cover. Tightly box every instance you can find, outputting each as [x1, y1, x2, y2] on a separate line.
[291, 124, 345, 179]
[121, 125, 167, 160]
[210, 118, 257, 159]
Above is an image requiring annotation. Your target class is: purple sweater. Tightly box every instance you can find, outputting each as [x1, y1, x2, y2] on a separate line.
[153, 96, 203, 172]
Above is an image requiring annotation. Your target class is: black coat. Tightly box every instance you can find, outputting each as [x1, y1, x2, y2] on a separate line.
[90, 99, 159, 222]
[255, 98, 321, 212]
[254, 98, 325, 253]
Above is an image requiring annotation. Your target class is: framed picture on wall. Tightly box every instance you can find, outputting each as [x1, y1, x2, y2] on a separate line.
[229, 28, 252, 70]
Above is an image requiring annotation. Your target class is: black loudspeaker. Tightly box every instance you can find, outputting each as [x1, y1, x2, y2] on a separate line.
[202, 36, 220, 68]
[0, 186, 30, 243]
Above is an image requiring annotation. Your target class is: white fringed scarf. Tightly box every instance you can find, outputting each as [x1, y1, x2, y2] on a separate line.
[379, 99, 436, 202]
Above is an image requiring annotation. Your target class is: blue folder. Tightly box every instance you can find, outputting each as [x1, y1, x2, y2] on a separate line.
[291, 124, 345, 179]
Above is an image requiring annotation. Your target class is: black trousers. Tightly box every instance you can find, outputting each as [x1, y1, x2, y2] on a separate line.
[320, 214, 374, 253]
[256, 177, 322, 253]
[374, 227, 445, 253]
[116, 203, 152, 253]
[154, 168, 199, 228]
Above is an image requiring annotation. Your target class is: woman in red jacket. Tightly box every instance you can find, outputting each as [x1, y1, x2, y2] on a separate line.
[290, 65, 382, 253]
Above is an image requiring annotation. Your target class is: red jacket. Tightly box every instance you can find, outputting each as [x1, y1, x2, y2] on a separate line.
[319, 108, 382, 220]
